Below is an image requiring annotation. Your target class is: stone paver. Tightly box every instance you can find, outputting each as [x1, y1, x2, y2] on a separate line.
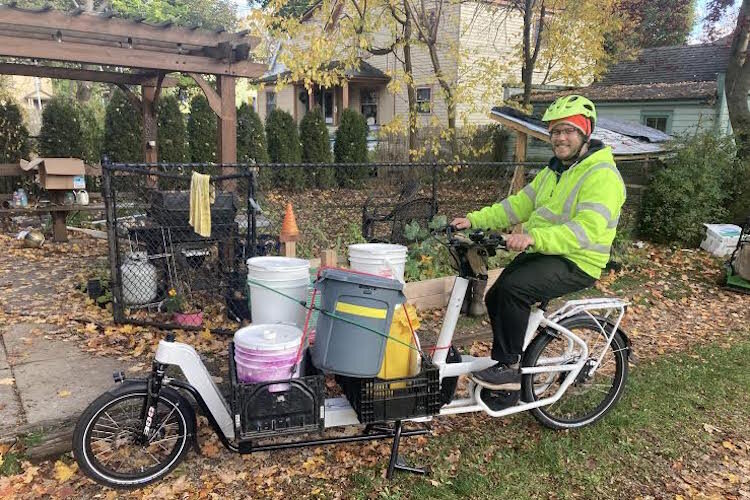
[3, 323, 64, 366]
[12, 345, 123, 426]
[0, 367, 23, 429]
[1, 322, 123, 430]
[0, 337, 9, 371]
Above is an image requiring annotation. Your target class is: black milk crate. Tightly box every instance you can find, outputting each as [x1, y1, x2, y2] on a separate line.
[337, 358, 441, 423]
[229, 343, 325, 440]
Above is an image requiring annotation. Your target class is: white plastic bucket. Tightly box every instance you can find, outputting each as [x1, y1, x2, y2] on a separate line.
[247, 257, 311, 328]
[348, 243, 408, 283]
[233, 324, 304, 389]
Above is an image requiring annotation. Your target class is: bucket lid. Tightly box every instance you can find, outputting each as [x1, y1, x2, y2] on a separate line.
[234, 324, 303, 351]
[247, 256, 310, 272]
[317, 268, 404, 291]
[348, 243, 407, 254]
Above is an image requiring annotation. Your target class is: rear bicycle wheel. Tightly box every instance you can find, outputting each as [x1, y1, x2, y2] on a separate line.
[73, 382, 196, 488]
[522, 315, 628, 429]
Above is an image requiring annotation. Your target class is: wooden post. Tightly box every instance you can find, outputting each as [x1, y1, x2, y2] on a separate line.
[280, 202, 300, 258]
[217, 74, 237, 191]
[142, 85, 158, 188]
[509, 131, 527, 195]
[321, 249, 337, 268]
[282, 241, 296, 257]
[509, 131, 528, 234]
[308, 87, 314, 111]
[341, 82, 349, 126]
[50, 191, 68, 243]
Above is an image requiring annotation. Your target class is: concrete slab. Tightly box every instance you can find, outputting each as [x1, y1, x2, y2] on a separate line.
[3, 323, 70, 366]
[0, 338, 9, 371]
[0, 368, 23, 430]
[12, 343, 123, 426]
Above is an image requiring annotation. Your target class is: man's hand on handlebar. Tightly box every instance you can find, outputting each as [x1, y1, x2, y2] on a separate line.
[450, 217, 471, 230]
[505, 233, 535, 252]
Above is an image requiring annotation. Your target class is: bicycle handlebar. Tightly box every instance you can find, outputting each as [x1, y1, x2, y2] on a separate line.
[438, 224, 507, 250]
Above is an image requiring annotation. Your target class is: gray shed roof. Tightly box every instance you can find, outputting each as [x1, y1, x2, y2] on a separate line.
[599, 43, 730, 86]
[528, 81, 718, 104]
[490, 106, 672, 159]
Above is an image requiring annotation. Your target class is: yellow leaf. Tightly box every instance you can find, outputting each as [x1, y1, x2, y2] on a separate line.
[54, 460, 76, 482]
[58, 390, 71, 398]
[722, 440, 736, 450]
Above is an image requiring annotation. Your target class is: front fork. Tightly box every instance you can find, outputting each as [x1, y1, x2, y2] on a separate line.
[137, 361, 167, 445]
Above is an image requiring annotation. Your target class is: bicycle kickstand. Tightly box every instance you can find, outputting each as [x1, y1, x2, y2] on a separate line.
[386, 420, 429, 480]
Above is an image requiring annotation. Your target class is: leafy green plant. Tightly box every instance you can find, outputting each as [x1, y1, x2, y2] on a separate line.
[39, 97, 87, 158]
[237, 102, 269, 164]
[300, 108, 335, 188]
[103, 89, 142, 162]
[162, 288, 186, 314]
[403, 215, 456, 282]
[639, 132, 739, 246]
[79, 267, 113, 307]
[265, 108, 304, 189]
[0, 97, 30, 163]
[157, 94, 188, 163]
[334, 109, 369, 187]
[188, 94, 217, 163]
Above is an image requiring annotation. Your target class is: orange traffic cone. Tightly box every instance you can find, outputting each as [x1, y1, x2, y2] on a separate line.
[280, 202, 300, 242]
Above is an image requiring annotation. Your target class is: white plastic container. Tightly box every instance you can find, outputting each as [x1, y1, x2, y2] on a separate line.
[121, 252, 158, 305]
[247, 257, 311, 328]
[701, 224, 741, 257]
[233, 324, 303, 385]
[348, 243, 408, 283]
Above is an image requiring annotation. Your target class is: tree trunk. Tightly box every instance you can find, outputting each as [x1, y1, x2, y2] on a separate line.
[403, 7, 418, 161]
[521, 0, 545, 107]
[425, 40, 458, 159]
[726, 0, 750, 159]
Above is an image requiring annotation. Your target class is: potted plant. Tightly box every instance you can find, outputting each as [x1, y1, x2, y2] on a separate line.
[163, 287, 203, 327]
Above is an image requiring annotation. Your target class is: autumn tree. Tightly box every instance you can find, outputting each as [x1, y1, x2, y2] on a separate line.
[707, 0, 750, 159]
[618, 0, 695, 49]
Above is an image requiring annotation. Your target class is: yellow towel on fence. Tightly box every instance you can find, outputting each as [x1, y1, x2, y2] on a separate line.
[189, 172, 215, 237]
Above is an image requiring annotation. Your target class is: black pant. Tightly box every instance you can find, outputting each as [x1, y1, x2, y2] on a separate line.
[484, 253, 595, 364]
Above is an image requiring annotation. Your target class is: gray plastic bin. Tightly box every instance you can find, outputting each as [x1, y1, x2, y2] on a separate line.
[311, 269, 405, 377]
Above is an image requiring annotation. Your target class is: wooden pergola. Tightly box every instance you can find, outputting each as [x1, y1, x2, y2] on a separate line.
[0, 4, 266, 169]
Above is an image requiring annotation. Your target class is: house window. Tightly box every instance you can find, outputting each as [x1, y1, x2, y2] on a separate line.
[266, 91, 276, 115]
[361, 88, 378, 125]
[641, 111, 672, 133]
[416, 87, 432, 114]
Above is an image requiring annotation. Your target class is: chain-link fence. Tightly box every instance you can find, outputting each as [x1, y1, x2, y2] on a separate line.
[103, 161, 536, 331]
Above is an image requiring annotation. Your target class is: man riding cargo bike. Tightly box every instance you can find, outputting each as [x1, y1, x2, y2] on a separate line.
[452, 95, 626, 391]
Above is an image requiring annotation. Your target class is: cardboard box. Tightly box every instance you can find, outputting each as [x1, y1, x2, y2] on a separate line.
[20, 158, 86, 190]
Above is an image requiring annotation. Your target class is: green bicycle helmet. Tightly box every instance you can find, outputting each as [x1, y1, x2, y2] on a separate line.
[542, 95, 597, 129]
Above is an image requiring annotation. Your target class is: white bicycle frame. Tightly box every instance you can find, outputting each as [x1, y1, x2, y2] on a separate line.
[152, 275, 627, 442]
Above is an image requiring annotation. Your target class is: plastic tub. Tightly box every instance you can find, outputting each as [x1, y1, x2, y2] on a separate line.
[348, 243, 408, 283]
[247, 257, 311, 328]
[233, 324, 303, 384]
[312, 268, 405, 377]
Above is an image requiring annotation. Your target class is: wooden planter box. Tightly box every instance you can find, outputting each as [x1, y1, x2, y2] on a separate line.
[309, 252, 503, 311]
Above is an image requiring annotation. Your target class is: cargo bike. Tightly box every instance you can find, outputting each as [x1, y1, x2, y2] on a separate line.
[72, 227, 632, 488]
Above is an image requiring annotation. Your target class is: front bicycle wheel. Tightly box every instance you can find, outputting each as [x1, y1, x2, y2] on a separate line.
[522, 315, 628, 430]
[73, 382, 196, 488]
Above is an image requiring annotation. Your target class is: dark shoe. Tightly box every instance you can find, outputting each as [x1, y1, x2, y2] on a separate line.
[480, 388, 520, 411]
[470, 362, 521, 390]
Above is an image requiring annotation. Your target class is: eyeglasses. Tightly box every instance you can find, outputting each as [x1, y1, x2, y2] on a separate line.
[549, 127, 580, 138]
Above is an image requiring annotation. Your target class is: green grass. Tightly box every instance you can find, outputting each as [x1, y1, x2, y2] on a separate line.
[348, 332, 750, 499]
[0, 451, 21, 476]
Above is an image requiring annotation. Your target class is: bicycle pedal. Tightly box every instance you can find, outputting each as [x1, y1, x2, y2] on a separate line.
[480, 388, 520, 411]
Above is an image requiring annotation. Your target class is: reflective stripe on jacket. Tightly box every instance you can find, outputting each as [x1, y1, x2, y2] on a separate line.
[467, 145, 626, 279]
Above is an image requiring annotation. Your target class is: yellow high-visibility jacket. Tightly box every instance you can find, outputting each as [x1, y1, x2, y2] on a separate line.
[467, 142, 626, 279]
